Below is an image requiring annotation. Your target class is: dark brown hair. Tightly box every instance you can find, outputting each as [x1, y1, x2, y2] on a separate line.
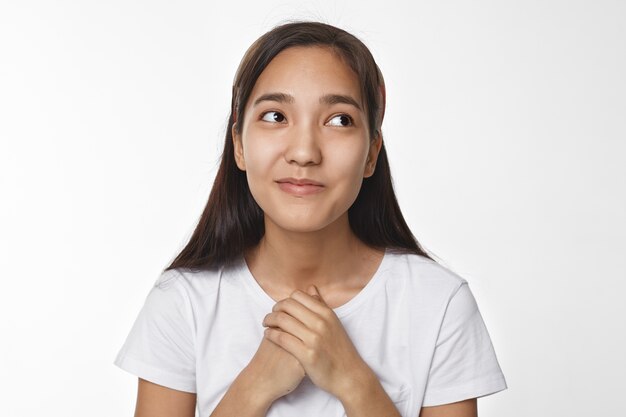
[164, 20, 435, 272]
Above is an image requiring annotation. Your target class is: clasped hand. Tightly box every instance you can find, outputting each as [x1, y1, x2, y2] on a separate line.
[261, 285, 369, 398]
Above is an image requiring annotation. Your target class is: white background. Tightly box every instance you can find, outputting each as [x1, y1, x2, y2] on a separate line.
[1, 1, 624, 416]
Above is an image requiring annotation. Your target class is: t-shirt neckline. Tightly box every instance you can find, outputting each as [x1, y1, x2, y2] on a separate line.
[237, 247, 391, 318]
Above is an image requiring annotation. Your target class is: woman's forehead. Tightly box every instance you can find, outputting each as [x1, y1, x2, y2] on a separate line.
[248, 46, 362, 107]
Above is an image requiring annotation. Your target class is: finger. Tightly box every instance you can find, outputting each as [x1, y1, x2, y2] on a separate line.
[306, 285, 319, 297]
[272, 297, 325, 331]
[289, 289, 332, 318]
[263, 310, 316, 343]
[264, 327, 307, 362]
[308, 285, 328, 306]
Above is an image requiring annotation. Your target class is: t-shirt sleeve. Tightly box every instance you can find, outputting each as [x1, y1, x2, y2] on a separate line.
[422, 281, 508, 407]
[113, 269, 196, 393]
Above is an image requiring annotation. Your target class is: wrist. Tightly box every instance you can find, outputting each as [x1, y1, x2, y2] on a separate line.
[334, 360, 377, 404]
[236, 366, 276, 411]
[336, 364, 403, 417]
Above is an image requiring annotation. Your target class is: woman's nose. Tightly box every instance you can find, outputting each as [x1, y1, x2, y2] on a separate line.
[284, 123, 322, 166]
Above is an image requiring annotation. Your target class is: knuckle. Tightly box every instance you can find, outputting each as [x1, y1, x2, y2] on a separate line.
[321, 308, 334, 320]
[313, 319, 328, 334]
[276, 330, 287, 344]
[281, 298, 295, 309]
[273, 298, 293, 311]
[305, 347, 319, 363]
[313, 318, 327, 333]
[310, 332, 322, 347]
[275, 311, 286, 323]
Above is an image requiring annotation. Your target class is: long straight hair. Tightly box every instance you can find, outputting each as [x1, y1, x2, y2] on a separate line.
[164, 20, 435, 272]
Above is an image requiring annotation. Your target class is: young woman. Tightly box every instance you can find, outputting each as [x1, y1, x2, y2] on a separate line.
[114, 21, 508, 417]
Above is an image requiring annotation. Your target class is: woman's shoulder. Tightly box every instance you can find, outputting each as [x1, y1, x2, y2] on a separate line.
[386, 249, 468, 293]
[154, 264, 227, 298]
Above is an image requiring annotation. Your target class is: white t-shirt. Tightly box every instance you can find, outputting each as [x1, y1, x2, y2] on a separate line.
[114, 248, 508, 416]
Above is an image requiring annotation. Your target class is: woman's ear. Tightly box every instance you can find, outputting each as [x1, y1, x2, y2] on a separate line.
[364, 132, 383, 178]
[232, 123, 246, 171]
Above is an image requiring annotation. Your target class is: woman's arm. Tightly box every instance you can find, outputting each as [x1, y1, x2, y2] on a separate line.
[338, 367, 403, 417]
[134, 378, 196, 417]
[208, 367, 274, 417]
[419, 398, 477, 417]
[134, 369, 274, 417]
[340, 366, 478, 417]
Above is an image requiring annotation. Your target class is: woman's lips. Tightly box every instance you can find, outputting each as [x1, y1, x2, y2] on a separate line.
[277, 181, 325, 196]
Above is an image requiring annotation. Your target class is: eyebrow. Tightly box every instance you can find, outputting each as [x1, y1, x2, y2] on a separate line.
[252, 92, 362, 111]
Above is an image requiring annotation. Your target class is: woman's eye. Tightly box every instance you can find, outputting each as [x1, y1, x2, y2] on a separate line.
[261, 111, 286, 123]
[328, 114, 354, 127]
[260, 111, 353, 127]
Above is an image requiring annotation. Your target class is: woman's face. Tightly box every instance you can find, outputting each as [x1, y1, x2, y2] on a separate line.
[232, 45, 382, 233]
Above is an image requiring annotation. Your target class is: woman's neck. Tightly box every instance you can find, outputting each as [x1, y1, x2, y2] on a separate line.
[243, 214, 383, 294]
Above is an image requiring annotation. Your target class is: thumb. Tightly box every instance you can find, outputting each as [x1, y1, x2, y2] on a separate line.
[308, 285, 324, 303]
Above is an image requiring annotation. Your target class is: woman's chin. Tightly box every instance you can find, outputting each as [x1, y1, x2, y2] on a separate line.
[263, 214, 338, 234]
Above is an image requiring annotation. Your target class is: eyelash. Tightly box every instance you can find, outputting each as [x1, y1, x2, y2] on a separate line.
[259, 111, 355, 127]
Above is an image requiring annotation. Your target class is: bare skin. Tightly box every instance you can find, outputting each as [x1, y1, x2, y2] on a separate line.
[133, 376, 477, 417]
[419, 398, 477, 417]
[243, 326, 307, 401]
[133, 45, 479, 417]
[243, 238, 386, 309]
[134, 378, 196, 417]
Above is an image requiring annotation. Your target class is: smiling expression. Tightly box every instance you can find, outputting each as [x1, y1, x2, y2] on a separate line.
[232, 45, 381, 233]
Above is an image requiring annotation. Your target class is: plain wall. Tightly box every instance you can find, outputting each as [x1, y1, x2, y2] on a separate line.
[1, 1, 624, 416]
